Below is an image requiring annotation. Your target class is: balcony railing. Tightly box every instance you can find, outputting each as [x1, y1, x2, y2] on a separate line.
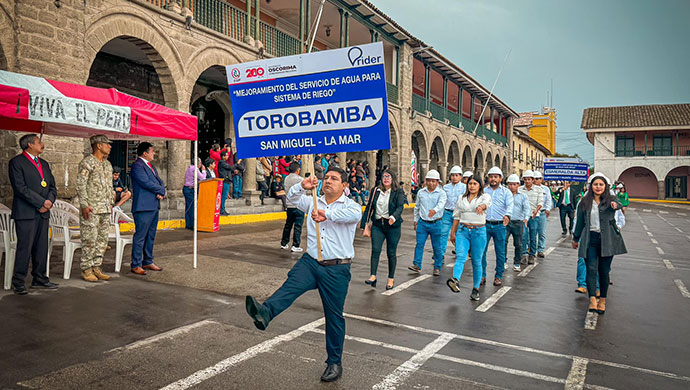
[615, 146, 690, 157]
[429, 101, 445, 121]
[412, 94, 426, 114]
[386, 83, 398, 105]
[147, 0, 302, 58]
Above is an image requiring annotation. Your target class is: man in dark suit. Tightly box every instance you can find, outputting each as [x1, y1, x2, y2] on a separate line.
[8, 134, 59, 295]
[555, 181, 576, 236]
[129, 142, 166, 275]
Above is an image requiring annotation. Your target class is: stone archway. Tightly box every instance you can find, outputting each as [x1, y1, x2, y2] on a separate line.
[430, 136, 446, 181]
[411, 130, 428, 185]
[663, 165, 690, 200]
[377, 117, 400, 179]
[0, 9, 16, 71]
[447, 140, 461, 178]
[494, 154, 501, 169]
[189, 65, 234, 161]
[618, 166, 658, 199]
[485, 151, 493, 173]
[502, 156, 508, 174]
[474, 148, 484, 177]
[462, 145, 473, 173]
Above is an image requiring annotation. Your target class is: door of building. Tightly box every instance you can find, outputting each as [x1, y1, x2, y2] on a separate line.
[665, 176, 687, 199]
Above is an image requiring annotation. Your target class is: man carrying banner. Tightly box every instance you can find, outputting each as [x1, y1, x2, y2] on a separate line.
[245, 168, 362, 382]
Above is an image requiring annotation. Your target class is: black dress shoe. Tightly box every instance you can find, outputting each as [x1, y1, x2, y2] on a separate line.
[13, 286, 28, 295]
[245, 295, 269, 331]
[31, 281, 59, 289]
[320, 364, 343, 382]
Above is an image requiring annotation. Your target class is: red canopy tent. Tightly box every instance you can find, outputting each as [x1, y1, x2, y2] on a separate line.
[0, 69, 203, 268]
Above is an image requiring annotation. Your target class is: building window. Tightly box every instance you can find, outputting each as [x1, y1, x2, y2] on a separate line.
[652, 135, 672, 156]
[615, 135, 635, 157]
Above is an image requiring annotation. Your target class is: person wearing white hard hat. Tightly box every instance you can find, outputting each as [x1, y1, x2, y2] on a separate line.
[447, 174, 492, 301]
[479, 167, 513, 286]
[462, 170, 473, 185]
[409, 169, 447, 276]
[572, 173, 627, 314]
[439, 166, 467, 261]
[518, 170, 544, 265]
[533, 171, 553, 258]
[505, 174, 530, 272]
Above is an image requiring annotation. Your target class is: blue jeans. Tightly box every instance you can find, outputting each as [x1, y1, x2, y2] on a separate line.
[522, 215, 542, 256]
[232, 175, 243, 198]
[439, 210, 455, 259]
[413, 220, 444, 270]
[220, 182, 230, 214]
[263, 254, 350, 365]
[576, 257, 600, 289]
[183, 186, 194, 229]
[537, 212, 547, 252]
[453, 225, 486, 288]
[131, 210, 159, 268]
[350, 192, 366, 204]
[482, 223, 507, 279]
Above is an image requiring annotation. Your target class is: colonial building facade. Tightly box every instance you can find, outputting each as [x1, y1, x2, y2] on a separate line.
[0, 0, 516, 208]
[512, 111, 551, 177]
[582, 104, 690, 200]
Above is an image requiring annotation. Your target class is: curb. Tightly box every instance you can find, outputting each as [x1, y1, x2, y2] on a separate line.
[629, 198, 690, 205]
[119, 203, 417, 232]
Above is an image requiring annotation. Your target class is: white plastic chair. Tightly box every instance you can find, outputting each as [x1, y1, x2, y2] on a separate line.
[53, 200, 80, 238]
[49, 208, 82, 280]
[109, 208, 134, 273]
[1, 211, 17, 290]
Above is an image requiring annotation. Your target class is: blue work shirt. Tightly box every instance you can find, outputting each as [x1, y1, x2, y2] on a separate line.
[540, 185, 553, 212]
[413, 185, 447, 223]
[442, 182, 466, 210]
[484, 185, 514, 222]
[511, 191, 531, 222]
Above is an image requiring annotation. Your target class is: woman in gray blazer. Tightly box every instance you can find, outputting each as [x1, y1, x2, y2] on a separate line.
[572, 173, 627, 314]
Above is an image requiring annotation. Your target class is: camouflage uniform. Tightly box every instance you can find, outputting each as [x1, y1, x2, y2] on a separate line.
[76, 154, 114, 270]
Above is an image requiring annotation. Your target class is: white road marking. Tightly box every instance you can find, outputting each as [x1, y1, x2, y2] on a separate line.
[565, 357, 589, 390]
[628, 207, 636, 211]
[663, 260, 675, 271]
[518, 262, 539, 277]
[675, 227, 684, 233]
[656, 247, 665, 255]
[675, 279, 690, 298]
[584, 312, 598, 330]
[678, 212, 687, 216]
[445, 261, 455, 268]
[557, 237, 566, 244]
[659, 210, 669, 214]
[544, 246, 555, 256]
[643, 209, 651, 212]
[647, 231, 653, 237]
[651, 238, 658, 244]
[372, 333, 455, 390]
[584, 384, 616, 390]
[687, 235, 690, 241]
[434, 353, 566, 385]
[344, 313, 690, 383]
[382, 274, 431, 296]
[642, 224, 649, 231]
[106, 319, 217, 353]
[158, 318, 324, 390]
[476, 286, 512, 312]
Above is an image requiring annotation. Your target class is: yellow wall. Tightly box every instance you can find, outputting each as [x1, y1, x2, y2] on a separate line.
[529, 109, 557, 154]
[512, 133, 547, 177]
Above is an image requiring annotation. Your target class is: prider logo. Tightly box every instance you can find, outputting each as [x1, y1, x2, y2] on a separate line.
[347, 47, 382, 66]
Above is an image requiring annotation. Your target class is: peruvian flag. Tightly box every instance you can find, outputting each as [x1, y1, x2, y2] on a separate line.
[0, 70, 197, 140]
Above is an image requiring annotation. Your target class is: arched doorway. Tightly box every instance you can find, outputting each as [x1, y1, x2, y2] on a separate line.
[502, 156, 508, 174]
[474, 149, 484, 177]
[665, 166, 690, 200]
[494, 154, 501, 169]
[485, 151, 493, 172]
[376, 121, 399, 178]
[430, 136, 445, 180]
[462, 145, 472, 173]
[411, 130, 427, 185]
[87, 36, 170, 187]
[618, 167, 658, 199]
[447, 141, 460, 178]
[189, 66, 231, 162]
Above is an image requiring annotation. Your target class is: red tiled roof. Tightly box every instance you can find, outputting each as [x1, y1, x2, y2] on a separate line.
[514, 112, 534, 127]
[581, 104, 690, 129]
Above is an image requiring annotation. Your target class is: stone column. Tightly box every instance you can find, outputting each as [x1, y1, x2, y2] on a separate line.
[366, 151, 377, 189]
[242, 157, 261, 205]
[336, 152, 347, 168]
[658, 180, 665, 200]
[418, 158, 429, 185]
[167, 141, 187, 193]
[439, 162, 449, 183]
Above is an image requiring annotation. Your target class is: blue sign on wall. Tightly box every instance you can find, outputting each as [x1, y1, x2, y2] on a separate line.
[226, 42, 390, 159]
[543, 158, 589, 181]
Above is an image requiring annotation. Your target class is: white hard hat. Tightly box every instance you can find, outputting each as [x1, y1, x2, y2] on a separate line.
[522, 170, 534, 178]
[616, 183, 623, 189]
[506, 174, 520, 184]
[463, 170, 473, 177]
[588, 172, 611, 186]
[425, 169, 441, 180]
[487, 166, 503, 176]
[449, 165, 462, 175]
[533, 171, 543, 179]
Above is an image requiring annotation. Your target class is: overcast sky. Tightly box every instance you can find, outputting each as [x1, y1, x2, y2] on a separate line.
[371, 0, 690, 163]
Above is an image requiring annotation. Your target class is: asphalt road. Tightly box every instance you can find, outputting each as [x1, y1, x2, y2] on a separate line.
[1, 201, 689, 389]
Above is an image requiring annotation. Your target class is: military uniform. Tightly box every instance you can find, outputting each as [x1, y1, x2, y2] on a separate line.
[77, 154, 114, 271]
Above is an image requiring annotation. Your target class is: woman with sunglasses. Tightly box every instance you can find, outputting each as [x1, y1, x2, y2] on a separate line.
[361, 170, 406, 290]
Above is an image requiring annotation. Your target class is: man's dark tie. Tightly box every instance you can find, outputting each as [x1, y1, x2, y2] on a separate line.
[34, 157, 39, 165]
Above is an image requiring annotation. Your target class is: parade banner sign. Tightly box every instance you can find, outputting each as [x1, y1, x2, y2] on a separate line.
[544, 157, 589, 181]
[226, 42, 390, 158]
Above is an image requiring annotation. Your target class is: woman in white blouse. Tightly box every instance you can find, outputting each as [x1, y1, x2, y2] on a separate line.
[447, 175, 492, 301]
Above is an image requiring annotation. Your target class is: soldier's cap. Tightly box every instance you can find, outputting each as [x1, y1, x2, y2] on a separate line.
[113, 167, 122, 174]
[90, 134, 112, 145]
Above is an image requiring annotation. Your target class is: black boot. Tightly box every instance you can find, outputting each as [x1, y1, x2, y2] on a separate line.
[320, 364, 343, 382]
